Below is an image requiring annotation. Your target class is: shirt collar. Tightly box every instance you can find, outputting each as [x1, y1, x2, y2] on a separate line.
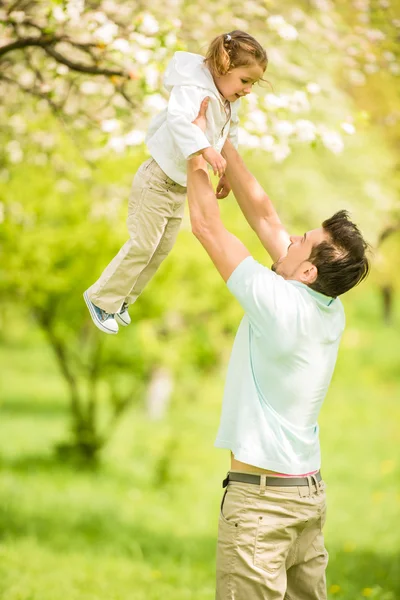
[288, 280, 335, 306]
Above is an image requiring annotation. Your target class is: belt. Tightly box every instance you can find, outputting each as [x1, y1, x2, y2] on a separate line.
[223, 471, 322, 488]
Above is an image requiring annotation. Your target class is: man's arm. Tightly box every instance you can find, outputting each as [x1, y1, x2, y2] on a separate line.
[221, 139, 290, 263]
[187, 155, 251, 283]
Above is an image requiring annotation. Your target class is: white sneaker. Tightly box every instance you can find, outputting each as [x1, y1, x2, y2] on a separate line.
[115, 302, 131, 326]
[83, 291, 119, 334]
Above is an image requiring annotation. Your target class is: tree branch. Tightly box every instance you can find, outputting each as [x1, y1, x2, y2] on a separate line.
[43, 44, 128, 77]
[0, 35, 60, 58]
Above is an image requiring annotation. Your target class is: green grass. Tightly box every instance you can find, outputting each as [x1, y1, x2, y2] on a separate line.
[1, 283, 400, 600]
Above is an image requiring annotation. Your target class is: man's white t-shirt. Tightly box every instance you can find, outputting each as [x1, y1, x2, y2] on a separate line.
[215, 256, 345, 474]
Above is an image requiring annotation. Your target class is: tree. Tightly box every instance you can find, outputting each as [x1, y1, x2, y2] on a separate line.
[1, 0, 399, 463]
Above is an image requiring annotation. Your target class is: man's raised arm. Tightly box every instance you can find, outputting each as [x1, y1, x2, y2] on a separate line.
[222, 139, 290, 263]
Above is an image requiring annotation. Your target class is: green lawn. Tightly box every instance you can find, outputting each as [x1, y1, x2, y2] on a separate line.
[1, 283, 399, 600]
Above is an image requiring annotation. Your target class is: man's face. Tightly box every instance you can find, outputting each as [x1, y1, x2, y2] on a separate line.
[271, 227, 329, 283]
[214, 64, 264, 103]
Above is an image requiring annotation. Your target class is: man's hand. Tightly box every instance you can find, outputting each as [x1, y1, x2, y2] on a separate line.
[192, 96, 209, 133]
[216, 174, 231, 199]
[192, 96, 226, 178]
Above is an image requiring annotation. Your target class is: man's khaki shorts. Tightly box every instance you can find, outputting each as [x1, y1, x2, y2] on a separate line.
[216, 474, 328, 600]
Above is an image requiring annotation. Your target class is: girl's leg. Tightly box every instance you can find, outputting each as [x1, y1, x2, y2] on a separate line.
[125, 188, 185, 305]
[87, 159, 183, 314]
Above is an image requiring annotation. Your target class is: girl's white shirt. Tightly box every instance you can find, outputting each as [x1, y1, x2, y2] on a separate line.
[145, 51, 240, 187]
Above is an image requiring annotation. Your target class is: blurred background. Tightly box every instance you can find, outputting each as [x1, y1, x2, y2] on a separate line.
[1, 0, 399, 599]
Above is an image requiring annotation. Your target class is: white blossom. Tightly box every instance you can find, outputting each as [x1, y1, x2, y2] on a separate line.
[52, 5, 67, 22]
[164, 32, 177, 47]
[135, 49, 152, 65]
[320, 130, 344, 154]
[267, 15, 298, 41]
[247, 109, 268, 132]
[306, 82, 321, 95]
[140, 13, 159, 35]
[265, 93, 289, 109]
[10, 11, 25, 23]
[125, 130, 146, 146]
[289, 91, 310, 113]
[238, 128, 261, 148]
[19, 71, 35, 87]
[92, 11, 108, 24]
[341, 122, 356, 134]
[133, 33, 157, 48]
[57, 65, 69, 75]
[274, 120, 294, 137]
[10, 115, 27, 134]
[143, 65, 160, 90]
[294, 120, 317, 142]
[260, 135, 275, 151]
[6, 140, 23, 164]
[144, 93, 168, 112]
[80, 81, 101, 95]
[311, 0, 333, 10]
[267, 15, 286, 27]
[112, 38, 131, 54]
[108, 136, 126, 153]
[94, 22, 118, 44]
[101, 119, 120, 133]
[273, 144, 291, 162]
[278, 24, 299, 41]
[66, 0, 84, 22]
[32, 132, 55, 150]
[389, 63, 400, 75]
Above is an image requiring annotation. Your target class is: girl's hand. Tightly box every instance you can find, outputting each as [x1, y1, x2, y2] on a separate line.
[216, 175, 231, 199]
[201, 147, 227, 178]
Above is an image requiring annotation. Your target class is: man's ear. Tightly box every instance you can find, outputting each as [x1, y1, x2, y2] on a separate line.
[300, 262, 318, 285]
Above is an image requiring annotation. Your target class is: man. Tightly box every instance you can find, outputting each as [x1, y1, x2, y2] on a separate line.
[186, 98, 370, 600]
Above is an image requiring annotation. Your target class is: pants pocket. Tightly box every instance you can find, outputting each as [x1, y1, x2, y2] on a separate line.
[253, 518, 290, 574]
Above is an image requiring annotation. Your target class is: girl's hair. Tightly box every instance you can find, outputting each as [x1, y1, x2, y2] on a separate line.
[204, 30, 268, 78]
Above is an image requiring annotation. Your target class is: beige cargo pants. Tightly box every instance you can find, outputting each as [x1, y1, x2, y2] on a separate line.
[87, 158, 186, 314]
[216, 475, 328, 600]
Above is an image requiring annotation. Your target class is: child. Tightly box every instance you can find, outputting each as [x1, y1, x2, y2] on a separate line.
[84, 30, 267, 334]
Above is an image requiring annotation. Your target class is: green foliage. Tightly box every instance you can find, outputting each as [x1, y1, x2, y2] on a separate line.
[0, 284, 399, 599]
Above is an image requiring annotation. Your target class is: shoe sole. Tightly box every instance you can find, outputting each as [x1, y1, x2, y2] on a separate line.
[115, 312, 130, 326]
[83, 291, 118, 335]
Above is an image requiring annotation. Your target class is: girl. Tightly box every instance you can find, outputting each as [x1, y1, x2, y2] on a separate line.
[84, 30, 267, 334]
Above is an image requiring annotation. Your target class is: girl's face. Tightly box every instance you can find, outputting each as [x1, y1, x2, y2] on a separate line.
[214, 63, 264, 102]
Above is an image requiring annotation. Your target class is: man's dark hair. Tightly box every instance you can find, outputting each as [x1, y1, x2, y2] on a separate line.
[308, 210, 370, 298]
